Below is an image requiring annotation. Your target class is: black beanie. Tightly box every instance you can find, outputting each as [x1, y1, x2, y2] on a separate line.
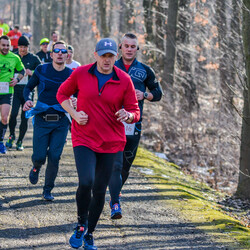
[18, 35, 30, 46]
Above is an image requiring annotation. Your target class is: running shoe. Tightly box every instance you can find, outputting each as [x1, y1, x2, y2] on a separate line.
[83, 233, 97, 250]
[0, 142, 7, 154]
[69, 224, 87, 249]
[111, 203, 122, 220]
[16, 141, 24, 151]
[29, 166, 40, 184]
[5, 135, 15, 148]
[43, 190, 54, 201]
[109, 192, 122, 209]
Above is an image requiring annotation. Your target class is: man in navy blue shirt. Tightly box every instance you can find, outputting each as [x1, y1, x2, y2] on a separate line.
[109, 33, 163, 219]
[23, 41, 73, 201]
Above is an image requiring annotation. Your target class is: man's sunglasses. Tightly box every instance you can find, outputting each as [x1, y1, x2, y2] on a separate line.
[53, 48, 68, 54]
[41, 43, 49, 45]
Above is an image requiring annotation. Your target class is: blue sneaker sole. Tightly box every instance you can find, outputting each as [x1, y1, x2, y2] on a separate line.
[43, 196, 54, 201]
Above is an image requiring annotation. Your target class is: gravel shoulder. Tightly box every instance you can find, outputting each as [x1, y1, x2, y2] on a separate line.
[0, 126, 232, 249]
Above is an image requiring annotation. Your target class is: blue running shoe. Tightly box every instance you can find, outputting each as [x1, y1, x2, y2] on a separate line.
[29, 166, 40, 184]
[111, 203, 122, 219]
[43, 190, 54, 201]
[5, 135, 15, 148]
[69, 224, 87, 249]
[83, 233, 97, 250]
[0, 142, 7, 154]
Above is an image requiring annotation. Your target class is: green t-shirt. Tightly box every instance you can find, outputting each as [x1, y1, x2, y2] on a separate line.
[0, 51, 24, 95]
[0, 23, 10, 35]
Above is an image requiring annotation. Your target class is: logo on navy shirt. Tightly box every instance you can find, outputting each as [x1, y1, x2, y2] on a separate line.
[129, 67, 146, 82]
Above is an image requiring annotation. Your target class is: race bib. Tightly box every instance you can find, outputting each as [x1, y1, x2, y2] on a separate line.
[0, 82, 9, 93]
[123, 122, 135, 136]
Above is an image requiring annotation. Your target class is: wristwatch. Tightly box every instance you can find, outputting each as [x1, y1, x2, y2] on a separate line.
[144, 92, 148, 99]
[16, 78, 20, 83]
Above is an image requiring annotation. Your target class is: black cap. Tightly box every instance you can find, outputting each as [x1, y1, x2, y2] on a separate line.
[18, 35, 30, 46]
[68, 45, 74, 52]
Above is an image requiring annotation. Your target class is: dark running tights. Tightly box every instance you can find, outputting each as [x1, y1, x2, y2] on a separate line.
[73, 146, 115, 233]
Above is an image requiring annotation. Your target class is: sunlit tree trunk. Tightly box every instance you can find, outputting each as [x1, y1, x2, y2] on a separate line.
[237, 0, 250, 199]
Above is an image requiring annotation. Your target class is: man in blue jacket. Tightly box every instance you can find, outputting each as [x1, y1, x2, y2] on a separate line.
[109, 33, 163, 219]
[23, 41, 72, 201]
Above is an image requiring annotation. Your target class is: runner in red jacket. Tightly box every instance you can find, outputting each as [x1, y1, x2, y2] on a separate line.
[56, 38, 140, 250]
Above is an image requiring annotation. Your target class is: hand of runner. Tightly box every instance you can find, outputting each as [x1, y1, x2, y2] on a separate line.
[25, 69, 33, 76]
[72, 110, 88, 125]
[135, 89, 144, 101]
[115, 108, 130, 122]
[9, 77, 18, 87]
[23, 100, 34, 111]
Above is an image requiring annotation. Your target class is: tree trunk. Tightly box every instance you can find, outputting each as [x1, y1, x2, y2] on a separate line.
[216, 0, 234, 111]
[236, 0, 250, 199]
[164, 0, 179, 87]
[32, 0, 42, 51]
[98, 0, 109, 37]
[143, 0, 154, 42]
[177, 0, 198, 111]
[26, 0, 32, 26]
[44, 0, 52, 38]
[67, 0, 73, 44]
[61, 0, 66, 40]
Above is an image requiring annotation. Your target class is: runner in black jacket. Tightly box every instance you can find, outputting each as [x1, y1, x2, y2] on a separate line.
[108, 33, 163, 219]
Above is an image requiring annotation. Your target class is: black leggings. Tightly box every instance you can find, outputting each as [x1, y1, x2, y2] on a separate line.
[108, 127, 141, 204]
[73, 146, 115, 233]
[9, 85, 33, 142]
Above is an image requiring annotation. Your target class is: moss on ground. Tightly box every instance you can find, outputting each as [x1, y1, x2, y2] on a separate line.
[133, 147, 250, 249]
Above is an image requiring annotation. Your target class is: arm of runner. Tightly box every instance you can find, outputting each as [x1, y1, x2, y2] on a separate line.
[60, 99, 88, 125]
[23, 100, 34, 111]
[115, 109, 134, 124]
[135, 89, 153, 101]
[9, 69, 25, 87]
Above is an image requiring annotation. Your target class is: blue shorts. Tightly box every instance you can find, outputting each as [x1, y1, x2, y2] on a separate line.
[0, 94, 13, 105]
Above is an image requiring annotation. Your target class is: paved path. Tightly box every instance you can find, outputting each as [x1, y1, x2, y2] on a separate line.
[0, 126, 229, 249]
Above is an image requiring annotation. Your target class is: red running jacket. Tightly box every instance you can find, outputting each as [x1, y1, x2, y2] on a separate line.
[57, 62, 140, 153]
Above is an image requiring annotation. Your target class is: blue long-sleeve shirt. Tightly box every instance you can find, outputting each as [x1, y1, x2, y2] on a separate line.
[23, 63, 72, 116]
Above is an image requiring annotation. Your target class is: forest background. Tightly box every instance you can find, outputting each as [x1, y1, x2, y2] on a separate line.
[1, 0, 249, 200]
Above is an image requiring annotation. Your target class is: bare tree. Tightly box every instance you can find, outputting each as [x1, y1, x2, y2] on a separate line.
[98, 0, 109, 37]
[164, 0, 179, 87]
[26, 0, 32, 26]
[66, 0, 73, 44]
[237, 0, 250, 199]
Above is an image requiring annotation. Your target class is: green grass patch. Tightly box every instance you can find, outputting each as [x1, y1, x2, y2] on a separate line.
[133, 147, 250, 249]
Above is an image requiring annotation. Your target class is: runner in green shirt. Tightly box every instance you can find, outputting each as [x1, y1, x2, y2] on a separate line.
[0, 35, 25, 154]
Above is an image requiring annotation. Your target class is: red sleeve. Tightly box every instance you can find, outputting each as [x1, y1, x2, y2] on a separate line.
[123, 76, 140, 123]
[56, 68, 79, 104]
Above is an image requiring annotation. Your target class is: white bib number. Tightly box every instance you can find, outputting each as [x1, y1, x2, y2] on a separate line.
[123, 122, 135, 136]
[0, 82, 9, 93]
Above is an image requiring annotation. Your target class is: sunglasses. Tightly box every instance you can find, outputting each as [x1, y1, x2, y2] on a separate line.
[53, 48, 68, 54]
[41, 43, 48, 45]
